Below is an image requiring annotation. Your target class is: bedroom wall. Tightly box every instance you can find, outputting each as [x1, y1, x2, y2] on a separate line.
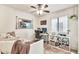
[38, 5, 78, 51]
[78, 5, 79, 53]
[0, 5, 38, 40]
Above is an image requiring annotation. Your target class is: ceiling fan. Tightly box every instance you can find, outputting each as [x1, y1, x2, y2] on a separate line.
[30, 4, 50, 15]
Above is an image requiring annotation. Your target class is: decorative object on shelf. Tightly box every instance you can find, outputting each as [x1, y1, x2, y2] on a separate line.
[40, 20, 47, 25]
[16, 16, 33, 29]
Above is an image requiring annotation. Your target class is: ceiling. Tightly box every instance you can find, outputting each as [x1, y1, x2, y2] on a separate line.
[4, 4, 75, 16]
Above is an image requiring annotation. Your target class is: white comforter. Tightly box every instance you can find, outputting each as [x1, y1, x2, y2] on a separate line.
[0, 40, 16, 54]
[0, 39, 44, 54]
[29, 39, 44, 54]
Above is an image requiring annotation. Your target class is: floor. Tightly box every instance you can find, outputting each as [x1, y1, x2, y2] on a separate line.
[44, 43, 71, 54]
[49, 41, 77, 54]
[70, 49, 78, 54]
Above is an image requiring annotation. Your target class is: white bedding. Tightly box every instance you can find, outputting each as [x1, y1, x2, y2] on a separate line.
[0, 39, 44, 54]
[0, 40, 16, 54]
[29, 39, 44, 54]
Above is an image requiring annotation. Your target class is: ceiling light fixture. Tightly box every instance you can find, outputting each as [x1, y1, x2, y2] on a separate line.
[30, 4, 50, 15]
[37, 10, 43, 15]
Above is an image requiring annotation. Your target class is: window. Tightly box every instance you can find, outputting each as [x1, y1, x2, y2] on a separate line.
[51, 18, 58, 32]
[59, 16, 68, 33]
[51, 16, 68, 33]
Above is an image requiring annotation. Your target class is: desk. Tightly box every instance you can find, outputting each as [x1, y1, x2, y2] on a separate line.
[40, 33, 49, 44]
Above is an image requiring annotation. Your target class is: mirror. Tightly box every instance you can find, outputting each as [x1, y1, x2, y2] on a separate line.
[16, 16, 33, 29]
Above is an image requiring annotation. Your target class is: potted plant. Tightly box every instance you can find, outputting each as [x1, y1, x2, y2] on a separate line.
[69, 14, 78, 20]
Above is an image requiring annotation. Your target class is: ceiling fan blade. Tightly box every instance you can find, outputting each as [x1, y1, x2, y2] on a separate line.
[31, 10, 36, 13]
[30, 6, 36, 9]
[43, 10, 50, 13]
[44, 4, 48, 8]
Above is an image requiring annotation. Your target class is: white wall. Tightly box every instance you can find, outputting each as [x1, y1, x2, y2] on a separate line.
[78, 5, 79, 53]
[39, 5, 78, 50]
[0, 5, 38, 40]
[38, 15, 51, 34]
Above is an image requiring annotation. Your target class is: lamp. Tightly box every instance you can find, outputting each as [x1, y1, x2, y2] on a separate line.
[37, 10, 43, 15]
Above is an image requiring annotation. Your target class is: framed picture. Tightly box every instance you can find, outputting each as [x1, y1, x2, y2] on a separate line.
[40, 20, 47, 25]
[16, 16, 33, 29]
